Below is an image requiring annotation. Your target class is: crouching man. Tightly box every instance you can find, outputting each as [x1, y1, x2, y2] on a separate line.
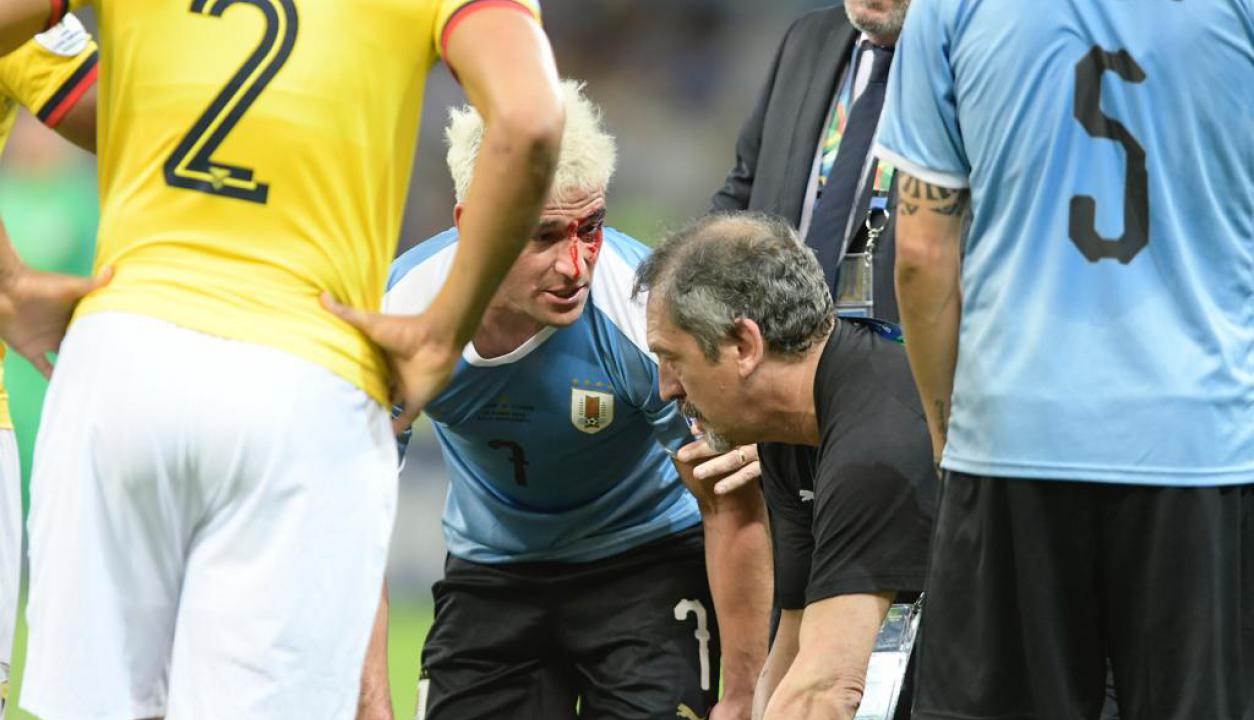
[637, 212, 938, 720]
[366, 84, 771, 720]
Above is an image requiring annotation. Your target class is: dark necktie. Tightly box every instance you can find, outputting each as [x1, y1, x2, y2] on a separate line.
[805, 43, 894, 293]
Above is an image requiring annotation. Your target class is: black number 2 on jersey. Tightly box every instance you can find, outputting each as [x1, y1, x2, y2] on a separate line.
[163, 0, 299, 204]
[1068, 46, 1150, 263]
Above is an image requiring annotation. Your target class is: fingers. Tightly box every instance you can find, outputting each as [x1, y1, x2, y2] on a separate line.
[691, 444, 758, 481]
[57, 265, 113, 301]
[692, 448, 745, 480]
[714, 461, 761, 496]
[89, 265, 114, 292]
[676, 437, 720, 464]
[321, 292, 377, 335]
[392, 404, 419, 437]
[391, 384, 436, 437]
[23, 350, 54, 379]
[392, 374, 449, 435]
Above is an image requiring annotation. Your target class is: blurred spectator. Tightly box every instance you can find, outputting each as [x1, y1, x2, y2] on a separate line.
[0, 112, 96, 276]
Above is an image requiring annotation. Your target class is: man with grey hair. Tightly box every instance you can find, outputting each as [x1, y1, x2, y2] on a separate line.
[638, 212, 937, 720]
[367, 82, 771, 720]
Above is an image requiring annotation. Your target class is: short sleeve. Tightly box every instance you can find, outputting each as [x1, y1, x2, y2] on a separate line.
[0, 13, 97, 129]
[759, 443, 817, 611]
[805, 431, 935, 603]
[592, 233, 692, 455]
[434, 0, 542, 64]
[873, 0, 970, 189]
[612, 322, 690, 455]
[383, 228, 460, 314]
[640, 384, 690, 456]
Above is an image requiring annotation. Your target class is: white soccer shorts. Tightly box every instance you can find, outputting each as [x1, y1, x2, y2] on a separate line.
[21, 312, 398, 719]
[0, 429, 18, 720]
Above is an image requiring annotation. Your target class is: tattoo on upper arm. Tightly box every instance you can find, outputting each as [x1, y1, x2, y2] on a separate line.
[899, 174, 969, 218]
[899, 175, 922, 215]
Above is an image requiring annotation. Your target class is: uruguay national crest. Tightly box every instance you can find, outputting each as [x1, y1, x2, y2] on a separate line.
[571, 388, 614, 434]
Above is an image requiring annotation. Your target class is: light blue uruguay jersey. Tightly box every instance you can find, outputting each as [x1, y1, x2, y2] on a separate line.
[385, 228, 700, 562]
[875, 0, 1254, 486]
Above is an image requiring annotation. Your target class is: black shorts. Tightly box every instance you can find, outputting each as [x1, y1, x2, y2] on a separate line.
[417, 526, 719, 720]
[914, 472, 1254, 720]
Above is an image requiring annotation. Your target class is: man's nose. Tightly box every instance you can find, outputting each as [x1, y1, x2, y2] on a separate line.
[554, 229, 588, 281]
[658, 364, 683, 402]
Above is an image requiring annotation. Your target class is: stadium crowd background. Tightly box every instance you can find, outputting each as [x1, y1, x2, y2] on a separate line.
[0, 1, 832, 716]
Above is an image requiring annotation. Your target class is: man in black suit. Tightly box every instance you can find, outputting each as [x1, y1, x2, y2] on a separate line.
[712, 2, 904, 322]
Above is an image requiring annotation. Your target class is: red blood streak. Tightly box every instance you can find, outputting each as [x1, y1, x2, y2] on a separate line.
[569, 232, 604, 282]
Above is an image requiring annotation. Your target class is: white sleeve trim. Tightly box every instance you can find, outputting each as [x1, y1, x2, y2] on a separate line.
[874, 145, 970, 189]
[589, 245, 655, 363]
[382, 243, 458, 315]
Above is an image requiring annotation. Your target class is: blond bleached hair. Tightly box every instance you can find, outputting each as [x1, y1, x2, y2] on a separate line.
[445, 79, 617, 203]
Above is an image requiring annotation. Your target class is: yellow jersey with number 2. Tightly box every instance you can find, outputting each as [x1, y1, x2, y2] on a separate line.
[70, 0, 541, 405]
[0, 13, 98, 429]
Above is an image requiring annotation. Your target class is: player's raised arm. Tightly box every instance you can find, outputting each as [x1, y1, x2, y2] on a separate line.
[0, 0, 70, 55]
[325, 4, 563, 433]
[436, 6, 564, 346]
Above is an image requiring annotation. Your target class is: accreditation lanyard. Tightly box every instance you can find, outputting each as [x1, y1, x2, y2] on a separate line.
[816, 43, 863, 192]
[818, 44, 898, 258]
[834, 163, 895, 319]
[822, 42, 900, 318]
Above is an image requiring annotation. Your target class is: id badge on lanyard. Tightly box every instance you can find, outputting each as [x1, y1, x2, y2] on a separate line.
[853, 596, 923, 720]
[835, 164, 894, 318]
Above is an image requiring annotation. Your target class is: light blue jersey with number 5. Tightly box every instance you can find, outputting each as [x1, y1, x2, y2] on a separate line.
[875, 0, 1254, 485]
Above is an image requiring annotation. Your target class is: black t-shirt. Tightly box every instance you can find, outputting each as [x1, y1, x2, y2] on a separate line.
[760, 318, 938, 610]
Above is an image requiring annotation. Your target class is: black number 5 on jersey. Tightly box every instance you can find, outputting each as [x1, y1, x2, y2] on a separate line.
[1068, 47, 1149, 264]
[162, 0, 299, 204]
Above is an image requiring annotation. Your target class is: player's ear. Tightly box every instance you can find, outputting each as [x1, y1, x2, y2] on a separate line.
[453, 203, 465, 230]
[730, 318, 766, 378]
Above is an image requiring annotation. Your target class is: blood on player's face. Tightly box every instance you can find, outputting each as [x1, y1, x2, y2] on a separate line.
[496, 186, 607, 328]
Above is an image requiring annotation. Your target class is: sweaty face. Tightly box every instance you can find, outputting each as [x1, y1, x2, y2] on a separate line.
[844, 0, 911, 43]
[493, 187, 607, 328]
[646, 294, 744, 453]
